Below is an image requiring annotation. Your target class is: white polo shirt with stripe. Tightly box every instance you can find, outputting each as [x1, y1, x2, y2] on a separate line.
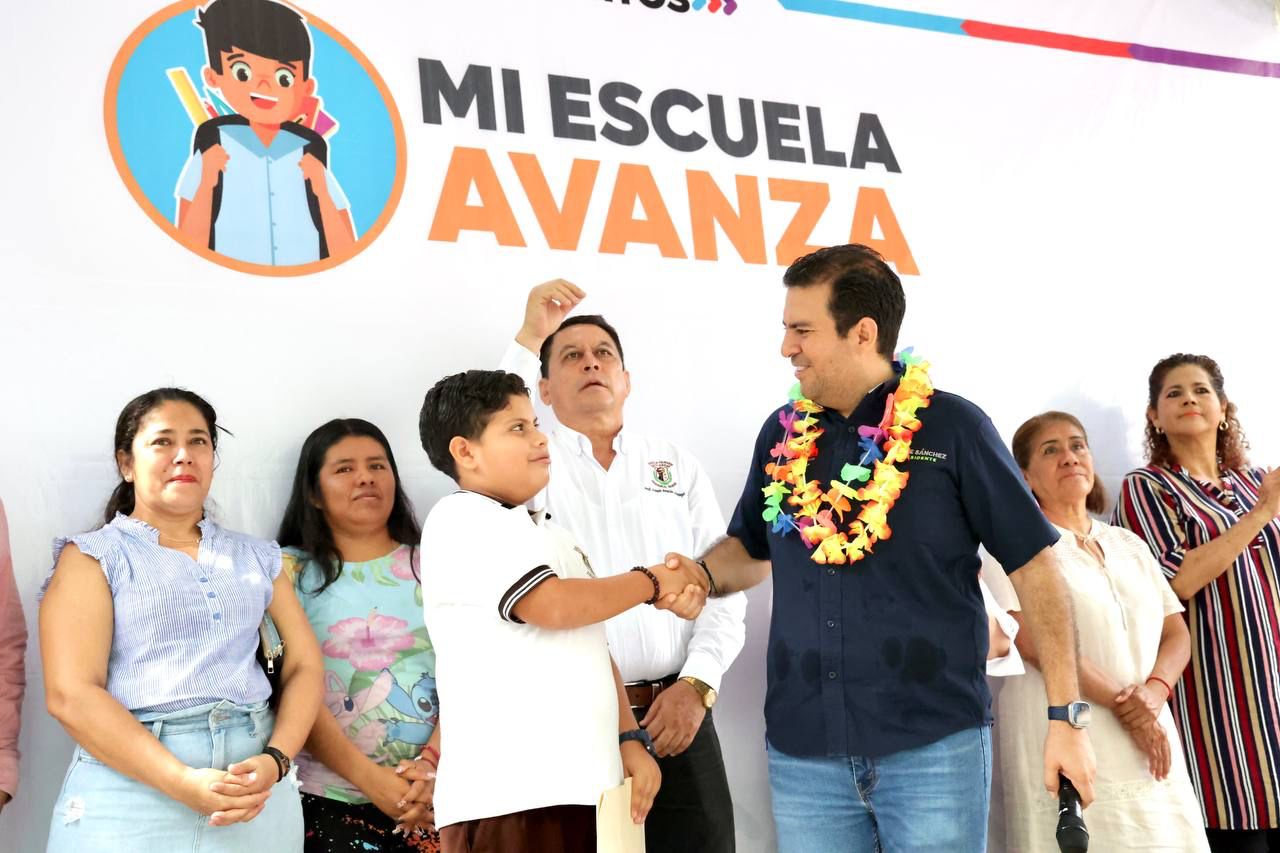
[422, 490, 622, 827]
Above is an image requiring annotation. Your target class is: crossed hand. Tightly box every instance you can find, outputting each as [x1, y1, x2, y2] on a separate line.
[390, 758, 438, 836]
[1115, 682, 1172, 780]
[188, 753, 280, 825]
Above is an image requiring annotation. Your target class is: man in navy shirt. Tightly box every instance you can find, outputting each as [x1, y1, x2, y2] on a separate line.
[677, 245, 1096, 852]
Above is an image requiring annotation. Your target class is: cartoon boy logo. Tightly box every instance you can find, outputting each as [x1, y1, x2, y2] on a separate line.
[104, 0, 403, 276]
[174, 0, 354, 266]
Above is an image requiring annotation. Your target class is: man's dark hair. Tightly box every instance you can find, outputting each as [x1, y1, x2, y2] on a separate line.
[537, 315, 626, 378]
[419, 370, 529, 480]
[196, 0, 313, 79]
[783, 244, 906, 361]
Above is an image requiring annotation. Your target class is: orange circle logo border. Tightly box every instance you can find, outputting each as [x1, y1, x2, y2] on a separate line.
[103, 0, 408, 277]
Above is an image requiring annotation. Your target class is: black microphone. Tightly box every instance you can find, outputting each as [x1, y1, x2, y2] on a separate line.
[1056, 773, 1089, 852]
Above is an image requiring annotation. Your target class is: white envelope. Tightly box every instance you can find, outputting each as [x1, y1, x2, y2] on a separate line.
[597, 777, 646, 853]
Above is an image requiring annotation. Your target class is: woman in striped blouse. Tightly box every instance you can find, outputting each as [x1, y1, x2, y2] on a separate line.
[1114, 354, 1280, 853]
[39, 388, 324, 852]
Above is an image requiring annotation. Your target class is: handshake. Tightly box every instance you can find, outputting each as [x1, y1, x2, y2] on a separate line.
[641, 553, 712, 620]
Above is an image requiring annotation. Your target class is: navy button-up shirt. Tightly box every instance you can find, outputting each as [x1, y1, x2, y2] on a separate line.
[728, 372, 1056, 758]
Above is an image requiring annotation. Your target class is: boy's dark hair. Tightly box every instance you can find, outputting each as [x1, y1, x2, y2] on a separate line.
[783, 244, 906, 361]
[419, 371, 530, 480]
[197, 0, 313, 79]
[538, 315, 625, 378]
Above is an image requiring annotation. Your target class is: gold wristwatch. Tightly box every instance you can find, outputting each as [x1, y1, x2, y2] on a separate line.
[680, 676, 718, 709]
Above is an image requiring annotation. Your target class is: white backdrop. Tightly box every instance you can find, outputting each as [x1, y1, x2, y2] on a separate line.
[2, 1, 1279, 850]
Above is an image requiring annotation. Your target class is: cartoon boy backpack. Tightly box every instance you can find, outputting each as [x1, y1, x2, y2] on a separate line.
[192, 115, 332, 259]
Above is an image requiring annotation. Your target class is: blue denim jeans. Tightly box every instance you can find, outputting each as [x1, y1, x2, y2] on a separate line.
[46, 699, 303, 852]
[768, 725, 992, 853]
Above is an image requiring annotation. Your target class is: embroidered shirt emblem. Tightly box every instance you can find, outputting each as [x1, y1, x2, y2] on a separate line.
[648, 460, 677, 489]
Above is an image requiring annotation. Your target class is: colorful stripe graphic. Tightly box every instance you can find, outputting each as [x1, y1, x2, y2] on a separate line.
[693, 0, 739, 14]
[778, 0, 1280, 79]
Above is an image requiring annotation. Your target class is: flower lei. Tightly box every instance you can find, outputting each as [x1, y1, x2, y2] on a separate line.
[762, 349, 934, 565]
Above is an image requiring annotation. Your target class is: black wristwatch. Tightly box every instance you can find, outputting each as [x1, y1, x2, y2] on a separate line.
[619, 728, 656, 758]
[263, 746, 292, 782]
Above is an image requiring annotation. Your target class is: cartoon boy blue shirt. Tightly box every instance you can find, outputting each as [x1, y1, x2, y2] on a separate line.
[175, 0, 358, 266]
[175, 124, 351, 266]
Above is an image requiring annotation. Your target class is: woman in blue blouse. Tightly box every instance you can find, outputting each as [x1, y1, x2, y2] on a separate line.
[278, 419, 439, 851]
[39, 388, 323, 852]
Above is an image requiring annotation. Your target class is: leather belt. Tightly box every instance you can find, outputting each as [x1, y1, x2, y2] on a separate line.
[625, 673, 680, 709]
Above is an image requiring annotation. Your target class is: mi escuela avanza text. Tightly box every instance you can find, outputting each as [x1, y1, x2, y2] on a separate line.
[419, 59, 918, 272]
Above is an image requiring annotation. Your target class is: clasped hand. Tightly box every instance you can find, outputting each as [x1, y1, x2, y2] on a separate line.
[1115, 682, 1172, 781]
[1126, 718, 1172, 781]
[186, 753, 279, 826]
[391, 758, 438, 835]
[648, 553, 709, 619]
[1114, 682, 1163, 731]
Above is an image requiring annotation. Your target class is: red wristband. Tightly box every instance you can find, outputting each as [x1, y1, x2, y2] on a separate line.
[1146, 675, 1173, 698]
[421, 744, 440, 767]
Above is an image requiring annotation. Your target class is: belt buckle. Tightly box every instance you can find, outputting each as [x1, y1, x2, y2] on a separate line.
[627, 679, 653, 709]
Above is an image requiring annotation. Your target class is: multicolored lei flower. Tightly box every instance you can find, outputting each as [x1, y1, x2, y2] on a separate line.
[762, 349, 934, 565]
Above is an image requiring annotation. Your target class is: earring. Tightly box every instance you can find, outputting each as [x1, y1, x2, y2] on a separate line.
[124, 476, 133, 483]
[1154, 425, 1163, 435]
[1219, 420, 1228, 432]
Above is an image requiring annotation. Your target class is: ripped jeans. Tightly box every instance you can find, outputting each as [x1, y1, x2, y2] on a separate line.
[46, 699, 303, 852]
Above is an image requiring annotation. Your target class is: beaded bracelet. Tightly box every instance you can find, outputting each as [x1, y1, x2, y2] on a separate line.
[631, 566, 660, 605]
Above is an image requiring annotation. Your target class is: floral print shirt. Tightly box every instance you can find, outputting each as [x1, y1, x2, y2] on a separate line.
[285, 545, 437, 804]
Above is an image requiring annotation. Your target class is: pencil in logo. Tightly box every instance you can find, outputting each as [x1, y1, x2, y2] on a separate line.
[166, 67, 216, 124]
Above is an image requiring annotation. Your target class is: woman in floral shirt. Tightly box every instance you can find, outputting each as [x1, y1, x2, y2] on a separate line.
[278, 419, 439, 852]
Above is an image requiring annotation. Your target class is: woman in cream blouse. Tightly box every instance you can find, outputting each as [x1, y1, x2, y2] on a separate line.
[994, 411, 1207, 852]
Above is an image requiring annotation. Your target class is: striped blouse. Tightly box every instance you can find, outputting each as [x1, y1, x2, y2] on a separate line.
[1113, 465, 1280, 830]
[41, 514, 281, 713]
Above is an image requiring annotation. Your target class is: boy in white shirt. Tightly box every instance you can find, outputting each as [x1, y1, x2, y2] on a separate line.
[418, 369, 709, 852]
